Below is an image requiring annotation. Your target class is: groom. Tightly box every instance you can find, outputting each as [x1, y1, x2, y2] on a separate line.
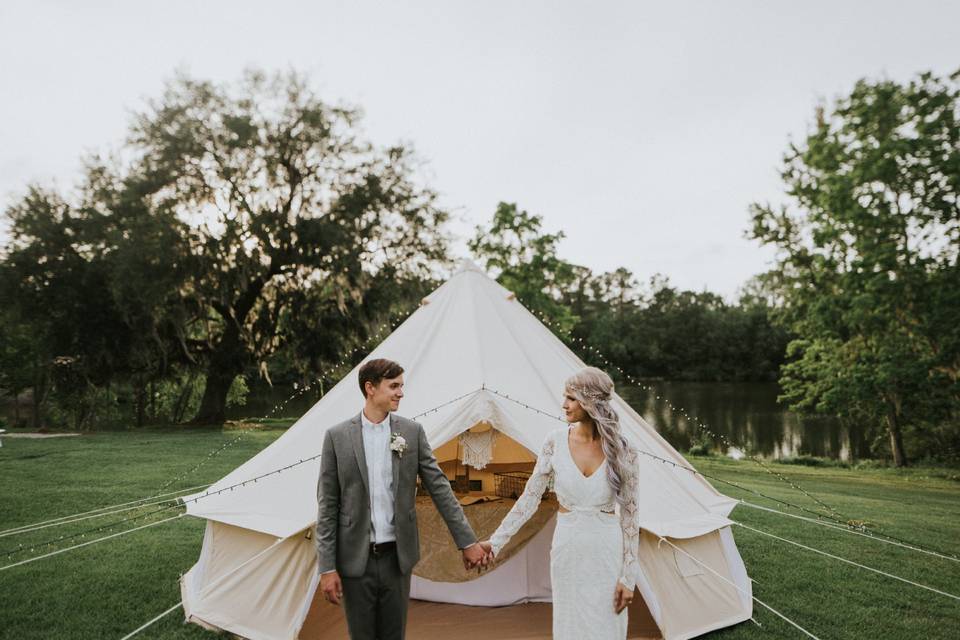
[315, 358, 490, 639]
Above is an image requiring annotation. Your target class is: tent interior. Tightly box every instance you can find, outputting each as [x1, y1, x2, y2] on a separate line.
[433, 421, 535, 492]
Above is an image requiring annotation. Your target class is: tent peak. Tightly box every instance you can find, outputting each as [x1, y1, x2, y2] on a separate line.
[456, 258, 488, 275]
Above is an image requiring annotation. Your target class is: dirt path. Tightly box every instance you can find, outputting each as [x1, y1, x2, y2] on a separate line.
[1, 433, 82, 438]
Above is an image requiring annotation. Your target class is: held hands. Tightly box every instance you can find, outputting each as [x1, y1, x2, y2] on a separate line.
[320, 571, 343, 606]
[462, 540, 495, 572]
[614, 582, 634, 614]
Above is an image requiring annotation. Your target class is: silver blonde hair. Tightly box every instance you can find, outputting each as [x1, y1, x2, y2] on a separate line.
[565, 366, 633, 506]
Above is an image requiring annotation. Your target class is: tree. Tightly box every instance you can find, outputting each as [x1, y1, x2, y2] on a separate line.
[1, 180, 195, 428]
[0, 307, 40, 427]
[469, 202, 577, 334]
[562, 267, 643, 373]
[127, 70, 449, 424]
[1, 69, 451, 428]
[748, 70, 960, 465]
[275, 265, 440, 390]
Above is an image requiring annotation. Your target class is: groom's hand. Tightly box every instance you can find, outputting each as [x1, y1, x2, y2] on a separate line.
[461, 542, 489, 571]
[320, 571, 343, 606]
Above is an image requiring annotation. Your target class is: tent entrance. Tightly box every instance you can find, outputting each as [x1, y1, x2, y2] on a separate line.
[410, 422, 554, 584]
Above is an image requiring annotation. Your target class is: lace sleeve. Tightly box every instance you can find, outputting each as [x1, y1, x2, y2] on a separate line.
[618, 448, 640, 590]
[489, 433, 555, 557]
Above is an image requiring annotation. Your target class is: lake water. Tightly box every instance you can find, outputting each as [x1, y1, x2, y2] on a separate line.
[233, 381, 869, 461]
[618, 382, 869, 461]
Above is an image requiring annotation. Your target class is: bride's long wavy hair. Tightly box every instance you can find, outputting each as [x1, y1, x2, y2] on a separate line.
[565, 367, 632, 506]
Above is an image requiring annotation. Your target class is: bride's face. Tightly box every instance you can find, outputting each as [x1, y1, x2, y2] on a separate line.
[562, 389, 588, 423]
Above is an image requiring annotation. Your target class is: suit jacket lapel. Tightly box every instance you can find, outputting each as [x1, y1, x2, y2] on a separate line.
[349, 413, 370, 497]
[390, 414, 401, 505]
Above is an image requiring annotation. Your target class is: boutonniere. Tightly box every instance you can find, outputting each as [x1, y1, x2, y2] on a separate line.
[390, 432, 407, 458]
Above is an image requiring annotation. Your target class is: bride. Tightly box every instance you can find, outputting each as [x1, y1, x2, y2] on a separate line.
[479, 367, 641, 639]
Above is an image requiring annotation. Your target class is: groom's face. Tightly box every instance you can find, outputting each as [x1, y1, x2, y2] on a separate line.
[368, 374, 404, 412]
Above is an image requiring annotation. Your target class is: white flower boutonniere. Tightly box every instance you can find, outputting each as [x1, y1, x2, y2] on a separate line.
[390, 433, 407, 458]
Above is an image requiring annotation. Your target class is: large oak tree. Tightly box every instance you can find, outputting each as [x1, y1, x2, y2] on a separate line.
[129, 70, 449, 424]
[2, 70, 450, 426]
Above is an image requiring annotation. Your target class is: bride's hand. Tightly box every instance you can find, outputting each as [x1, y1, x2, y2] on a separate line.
[478, 540, 494, 566]
[614, 582, 634, 614]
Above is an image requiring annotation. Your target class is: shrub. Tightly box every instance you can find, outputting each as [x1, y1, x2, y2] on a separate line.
[778, 455, 850, 468]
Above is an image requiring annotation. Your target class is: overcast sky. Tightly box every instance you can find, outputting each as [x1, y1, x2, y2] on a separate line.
[1, 1, 958, 299]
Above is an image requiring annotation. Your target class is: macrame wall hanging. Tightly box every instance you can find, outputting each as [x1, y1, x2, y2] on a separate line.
[458, 429, 498, 470]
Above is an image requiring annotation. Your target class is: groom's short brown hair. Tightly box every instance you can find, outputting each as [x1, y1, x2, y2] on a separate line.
[358, 358, 405, 397]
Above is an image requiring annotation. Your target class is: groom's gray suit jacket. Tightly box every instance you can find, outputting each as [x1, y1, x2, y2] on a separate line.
[315, 412, 478, 577]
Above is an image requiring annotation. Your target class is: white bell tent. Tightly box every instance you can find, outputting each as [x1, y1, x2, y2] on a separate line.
[179, 260, 753, 640]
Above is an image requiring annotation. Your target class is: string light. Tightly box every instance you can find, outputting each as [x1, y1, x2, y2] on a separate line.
[481, 385, 959, 561]
[10, 384, 954, 567]
[522, 303, 850, 522]
[14, 279, 949, 570]
[6, 306, 423, 563]
[1, 502, 183, 558]
[153, 304, 420, 495]
[0, 484, 211, 539]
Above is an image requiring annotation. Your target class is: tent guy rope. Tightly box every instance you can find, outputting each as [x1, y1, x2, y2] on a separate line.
[118, 601, 183, 640]
[1, 501, 184, 558]
[0, 306, 423, 544]
[737, 500, 960, 564]
[657, 536, 822, 639]
[732, 520, 960, 602]
[0, 513, 186, 572]
[0, 483, 209, 538]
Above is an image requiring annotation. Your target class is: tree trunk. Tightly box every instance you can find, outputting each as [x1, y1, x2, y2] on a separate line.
[148, 380, 155, 421]
[190, 278, 267, 426]
[135, 376, 146, 428]
[885, 404, 908, 467]
[172, 371, 197, 424]
[76, 393, 89, 432]
[191, 320, 246, 426]
[192, 367, 238, 426]
[32, 360, 45, 430]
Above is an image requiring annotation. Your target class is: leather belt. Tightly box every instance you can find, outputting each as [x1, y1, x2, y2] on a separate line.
[370, 541, 396, 555]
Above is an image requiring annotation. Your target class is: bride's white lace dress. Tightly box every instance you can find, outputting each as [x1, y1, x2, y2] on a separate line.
[490, 427, 640, 640]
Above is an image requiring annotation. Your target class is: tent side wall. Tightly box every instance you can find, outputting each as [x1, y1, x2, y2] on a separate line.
[636, 528, 753, 640]
[181, 519, 752, 640]
[181, 521, 318, 640]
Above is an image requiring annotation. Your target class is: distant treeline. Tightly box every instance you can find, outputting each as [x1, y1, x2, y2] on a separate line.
[469, 202, 789, 386]
[2, 68, 957, 466]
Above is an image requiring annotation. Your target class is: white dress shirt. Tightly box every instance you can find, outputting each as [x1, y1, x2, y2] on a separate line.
[361, 410, 396, 544]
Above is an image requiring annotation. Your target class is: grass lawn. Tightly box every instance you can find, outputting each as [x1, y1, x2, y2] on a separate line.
[0, 429, 957, 639]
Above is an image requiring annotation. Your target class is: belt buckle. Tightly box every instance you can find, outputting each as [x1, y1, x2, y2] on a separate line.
[371, 542, 380, 556]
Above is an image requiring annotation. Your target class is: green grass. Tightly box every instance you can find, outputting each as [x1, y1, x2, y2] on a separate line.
[1, 432, 957, 639]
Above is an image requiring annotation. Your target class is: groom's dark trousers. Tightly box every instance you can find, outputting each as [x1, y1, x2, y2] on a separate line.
[340, 542, 409, 639]
[315, 412, 477, 640]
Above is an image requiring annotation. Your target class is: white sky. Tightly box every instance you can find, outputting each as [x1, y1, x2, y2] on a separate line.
[1, 1, 958, 300]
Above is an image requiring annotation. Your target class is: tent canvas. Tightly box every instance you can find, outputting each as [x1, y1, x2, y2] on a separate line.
[180, 260, 753, 640]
